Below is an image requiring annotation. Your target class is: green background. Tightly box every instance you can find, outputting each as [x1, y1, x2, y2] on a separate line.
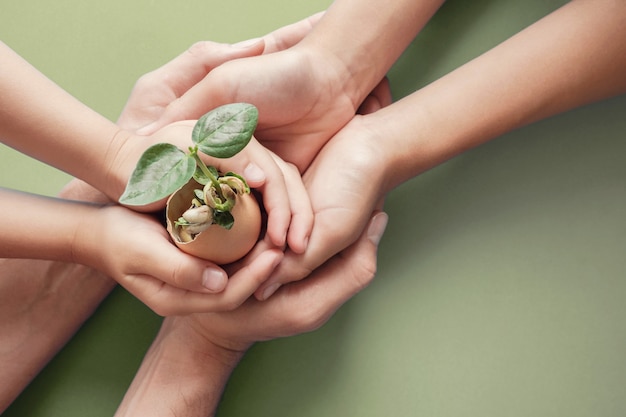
[3, 0, 626, 415]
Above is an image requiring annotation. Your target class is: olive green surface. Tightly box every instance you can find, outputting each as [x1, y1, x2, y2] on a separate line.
[2, 1, 626, 416]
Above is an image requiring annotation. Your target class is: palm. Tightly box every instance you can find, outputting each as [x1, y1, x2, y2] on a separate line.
[266, 117, 387, 285]
[166, 49, 358, 172]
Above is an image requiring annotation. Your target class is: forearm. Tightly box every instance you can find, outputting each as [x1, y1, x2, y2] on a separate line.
[115, 317, 245, 417]
[376, 0, 626, 189]
[0, 187, 103, 262]
[0, 179, 116, 411]
[298, 0, 444, 106]
[0, 42, 130, 199]
[0, 259, 114, 412]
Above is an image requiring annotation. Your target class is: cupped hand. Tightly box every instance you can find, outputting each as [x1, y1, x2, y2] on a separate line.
[75, 203, 284, 316]
[253, 113, 393, 300]
[135, 14, 391, 173]
[117, 39, 267, 132]
[56, 37, 292, 308]
[137, 46, 357, 172]
[160, 210, 387, 351]
[116, 120, 313, 253]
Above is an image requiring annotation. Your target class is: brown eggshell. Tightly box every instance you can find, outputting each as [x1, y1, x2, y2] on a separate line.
[166, 179, 261, 264]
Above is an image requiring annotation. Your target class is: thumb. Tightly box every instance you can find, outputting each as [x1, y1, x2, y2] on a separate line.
[130, 234, 228, 294]
[136, 41, 264, 135]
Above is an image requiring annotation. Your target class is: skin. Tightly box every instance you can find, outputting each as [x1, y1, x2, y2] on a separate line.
[189, 0, 626, 301]
[108, 3, 626, 414]
[0, 186, 285, 316]
[137, 1, 444, 172]
[113, 211, 387, 417]
[0, 40, 313, 314]
[132, 0, 626, 301]
[120, 0, 442, 301]
[9, 0, 626, 413]
[0, 15, 337, 412]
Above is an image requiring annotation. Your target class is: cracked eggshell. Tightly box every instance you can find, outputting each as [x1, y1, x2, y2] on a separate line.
[166, 179, 262, 265]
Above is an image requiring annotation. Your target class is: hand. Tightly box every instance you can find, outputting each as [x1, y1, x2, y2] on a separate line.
[114, 121, 313, 253]
[114, 211, 388, 417]
[54, 44, 303, 315]
[136, 14, 392, 172]
[137, 47, 353, 172]
[117, 39, 270, 132]
[74, 203, 283, 316]
[239, 79, 393, 300]
[59, 35, 267, 209]
[185, 211, 388, 349]
[253, 114, 391, 299]
[112, 34, 317, 250]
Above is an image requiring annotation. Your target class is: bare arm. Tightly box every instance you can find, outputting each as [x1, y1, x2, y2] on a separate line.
[0, 259, 114, 413]
[114, 212, 387, 417]
[0, 22, 326, 409]
[378, 0, 626, 189]
[295, 0, 444, 107]
[0, 180, 116, 413]
[258, 0, 626, 296]
[0, 41, 128, 200]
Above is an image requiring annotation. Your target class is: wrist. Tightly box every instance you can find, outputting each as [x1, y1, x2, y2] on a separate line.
[347, 113, 403, 195]
[101, 129, 137, 202]
[116, 316, 246, 417]
[294, 36, 376, 110]
[295, 0, 442, 107]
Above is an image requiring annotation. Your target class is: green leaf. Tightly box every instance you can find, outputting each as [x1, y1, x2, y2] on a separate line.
[192, 103, 258, 158]
[213, 210, 235, 230]
[119, 143, 196, 206]
[192, 164, 219, 185]
[193, 189, 205, 203]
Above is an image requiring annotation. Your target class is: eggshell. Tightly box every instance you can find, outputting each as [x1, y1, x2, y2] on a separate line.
[166, 179, 261, 264]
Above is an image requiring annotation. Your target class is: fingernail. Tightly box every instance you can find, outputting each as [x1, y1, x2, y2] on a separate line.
[261, 283, 281, 300]
[367, 212, 388, 246]
[232, 37, 262, 48]
[243, 162, 266, 183]
[202, 268, 227, 292]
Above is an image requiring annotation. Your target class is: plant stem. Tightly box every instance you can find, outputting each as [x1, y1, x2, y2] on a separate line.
[190, 147, 224, 200]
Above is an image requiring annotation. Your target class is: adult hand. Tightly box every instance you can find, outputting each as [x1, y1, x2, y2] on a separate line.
[112, 121, 313, 253]
[114, 210, 388, 417]
[62, 32, 269, 207]
[117, 39, 269, 133]
[187, 210, 388, 348]
[136, 13, 392, 172]
[253, 113, 391, 300]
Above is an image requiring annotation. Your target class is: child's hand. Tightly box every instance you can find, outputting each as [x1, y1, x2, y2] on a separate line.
[206, 136, 314, 254]
[75, 204, 283, 316]
[118, 121, 313, 257]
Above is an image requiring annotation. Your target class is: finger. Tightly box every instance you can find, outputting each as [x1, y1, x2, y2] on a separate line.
[119, 249, 282, 316]
[162, 40, 265, 99]
[255, 158, 382, 300]
[253, 208, 367, 301]
[127, 230, 229, 294]
[276, 211, 388, 329]
[269, 152, 314, 254]
[209, 138, 292, 248]
[262, 12, 324, 54]
[135, 41, 264, 135]
[245, 211, 388, 338]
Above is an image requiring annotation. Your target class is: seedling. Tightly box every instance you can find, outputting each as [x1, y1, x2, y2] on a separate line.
[120, 103, 258, 238]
